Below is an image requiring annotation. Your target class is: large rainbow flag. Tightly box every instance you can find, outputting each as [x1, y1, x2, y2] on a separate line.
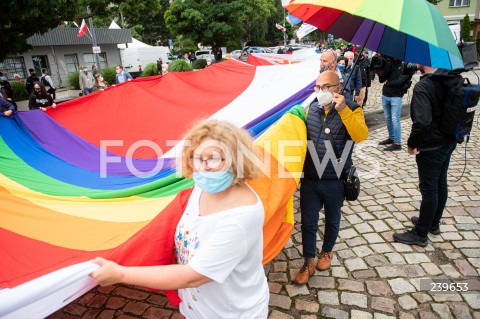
[0, 59, 318, 318]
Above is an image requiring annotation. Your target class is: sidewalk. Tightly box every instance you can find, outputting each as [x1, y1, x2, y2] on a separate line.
[47, 79, 480, 319]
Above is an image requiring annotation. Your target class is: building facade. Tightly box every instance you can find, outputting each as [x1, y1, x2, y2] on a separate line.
[435, 0, 480, 40]
[0, 27, 132, 88]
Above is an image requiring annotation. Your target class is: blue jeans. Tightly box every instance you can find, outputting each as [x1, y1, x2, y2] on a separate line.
[414, 143, 456, 237]
[83, 88, 93, 95]
[381, 95, 402, 144]
[300, 178, 344, 258]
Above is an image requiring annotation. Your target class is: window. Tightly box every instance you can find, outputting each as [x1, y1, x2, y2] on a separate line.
[0, 57, 27, 80]
[32, 55, 50, 75]
[65, 54, 79, 73]
[83, 53, 107, 70]
[449, 0, 470, 7]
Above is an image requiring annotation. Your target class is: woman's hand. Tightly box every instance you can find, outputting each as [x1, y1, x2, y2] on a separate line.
[40, 107, 47, 111]
[3, 110, 13, 117]
[90, 257, 125, 286]
[52, 103, 57, 109]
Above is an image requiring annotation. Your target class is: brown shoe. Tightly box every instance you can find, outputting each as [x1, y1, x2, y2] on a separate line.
[293, 258, 315, 285]
[316, 251, 333, 271]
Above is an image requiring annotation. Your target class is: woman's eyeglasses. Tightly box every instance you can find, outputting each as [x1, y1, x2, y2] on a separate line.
[190, 156, 225, 169]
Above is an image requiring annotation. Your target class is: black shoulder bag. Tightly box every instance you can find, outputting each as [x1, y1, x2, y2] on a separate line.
[319, 112, 360, 201]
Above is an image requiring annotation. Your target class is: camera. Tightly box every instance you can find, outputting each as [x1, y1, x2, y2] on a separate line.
[403, 62, 418, 75]
[371, 55, 418, 81]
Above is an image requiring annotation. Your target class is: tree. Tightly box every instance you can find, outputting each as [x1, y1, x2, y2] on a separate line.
[426, 0, 443, 4]
[461, 14, 471, 42]
[0, 0, 160, 61]
[164, 0, 275, 49]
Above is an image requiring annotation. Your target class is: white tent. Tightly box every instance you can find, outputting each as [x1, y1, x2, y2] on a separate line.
[109, 21, 152, 49]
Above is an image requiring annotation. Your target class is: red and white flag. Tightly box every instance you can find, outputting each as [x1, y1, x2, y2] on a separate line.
[275, 23, 286, 32]
[77, 19, 87, 37]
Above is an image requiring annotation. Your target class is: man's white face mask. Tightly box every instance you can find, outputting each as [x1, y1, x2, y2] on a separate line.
[317, 90, 334, 106]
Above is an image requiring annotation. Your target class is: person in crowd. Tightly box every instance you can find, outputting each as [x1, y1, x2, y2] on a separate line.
[334, 49, 342, 57]
[214, 47, 223, 62]
[41, 68, 56, 100]
[393, 65, 457, 247]
[90, 120, 269, 319]
[188, 51, 197, 64]
[91, 64, 99, 77]
[344, 51, 365, 106]
[26, 68, 39, 95]
[294, 71, 368, 285]
[206, 58, 212, 67]
[161, 64, 169, 75]
[14, 74, 25, 84]
[92, 73, 110, 92]
[28, 82, 56, 111]
[0, 84, 17, 111]
[79, 65, 95, 95]
[357, 50, 372, 106]
[377, 57, 414, 151]
[1, 97, 15, 117]
[320, 50, 344, 87]
[157, 58, 163, 74]
[115, 65, 133, 84]
[240, 49, 249, 62]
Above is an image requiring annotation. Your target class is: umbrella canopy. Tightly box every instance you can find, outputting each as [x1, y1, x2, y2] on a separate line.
[286, 0, 464, 70]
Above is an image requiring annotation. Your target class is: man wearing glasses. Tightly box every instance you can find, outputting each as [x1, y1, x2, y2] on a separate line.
[294, 71, 368, 285]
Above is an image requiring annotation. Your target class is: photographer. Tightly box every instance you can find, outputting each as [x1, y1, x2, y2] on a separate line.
[372, 55, 415, 151]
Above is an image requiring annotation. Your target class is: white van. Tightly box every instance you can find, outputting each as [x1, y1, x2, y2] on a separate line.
[120, 46, 174, 74]
[448, 21, 461, 44]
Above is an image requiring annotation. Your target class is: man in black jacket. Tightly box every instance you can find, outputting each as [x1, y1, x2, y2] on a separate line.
[393, 65, 457, 247]
[377, 58, 413, 151]
[26, 68, 40, 95]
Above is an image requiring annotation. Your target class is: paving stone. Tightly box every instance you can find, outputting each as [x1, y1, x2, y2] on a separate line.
[441, 232, 463, 240]
[388, 278, 417, 294]
[431, 303, 454, 319]
[454, 216, 477, 224]
[364, 233, 385, 243]
[346, 237, 368, 247]
[269, 293, 292, 310]
[295, 299, 319, 313]
[463, 293, 480, 309]
[352, 269, 377, 279]
[344, 258, 368, 271]
[376, 266, 404, 278]
[321, 306, 349, 319]
[453, 240, 480, 248]
[340, 292, 367, 308]
[454, 259, 479, 276]
[369, 220, 391, 232]
[391, 243, 413, 252]
[402, 265, 427, 277]
[352, 245, 375, 258]
[366, 280, 393, 296]
[351, 310, 373, 319]
[461, 231, 479, 240]
[385, 218, 406, 230]
[462, 249, 480, 258]
[337, 249, 356, 259]
[398, 295, 418, 310]
[419, 311, 437, 319]
[123, 301, 149, 315]
[269, 272, 289, 283]
[404, 253, 431, 264]
[431, 292, 463, 302]
[309, 276, 335, 289]
[364, 254, 389, 267]
[268, 282, 283, 294]
[385, 252, 407, 265]
[338, 228, 358, 239]
[345, 215, 363, 225]
[373, 313, 396, 319]
[370, 243, 394, 254]
[331, 266, 349, 278]
[371, 297, 396, 314]
[440, 264, 462, 278]
[317, 291, 340, 306]
[451, 303, 474, 319]
[268, 310, 295, 319]
[398, 312, 416, 319]
[421, 262, 443, 276]
[354, 222, 375, 233]
[338, 279, 364, 292]
[285, 284, 310, 297]
[411, 292, 432, 303]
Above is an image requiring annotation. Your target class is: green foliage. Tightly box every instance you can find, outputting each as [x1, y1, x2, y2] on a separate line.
[165, 0, 276, 49]
[462, 14, 471, 42]
[101, 66, 117, 86]
[67, 71, 80, 90]
[142, 63, 159, 76]
[192, 59, 207, 70]
[10, 82, 30, 101]
[168, 59, 193, 72]
[174, 36, 198, 54]
[426, 0, 443, 4]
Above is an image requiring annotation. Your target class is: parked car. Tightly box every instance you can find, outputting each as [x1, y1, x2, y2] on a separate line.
[195, 50, 214, 60]
[229, 50, 243, 59]
[243, 46, 266, 53]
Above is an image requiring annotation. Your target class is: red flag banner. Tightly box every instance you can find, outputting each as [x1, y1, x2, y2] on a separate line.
[275, 23, 286, 32]
[77, 19, 87, 37]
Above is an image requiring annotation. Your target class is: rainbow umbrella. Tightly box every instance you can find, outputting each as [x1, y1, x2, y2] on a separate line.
[285, 0, 464, 70]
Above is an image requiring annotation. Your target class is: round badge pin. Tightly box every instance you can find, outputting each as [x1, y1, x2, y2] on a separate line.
[325, 128, 330, 134]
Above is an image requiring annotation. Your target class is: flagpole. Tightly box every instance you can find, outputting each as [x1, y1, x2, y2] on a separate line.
[86, 4, 101, 71]
[283, 8, 287, 47]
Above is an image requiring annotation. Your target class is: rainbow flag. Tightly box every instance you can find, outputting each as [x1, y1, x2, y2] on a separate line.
[0, 59, 318, 318]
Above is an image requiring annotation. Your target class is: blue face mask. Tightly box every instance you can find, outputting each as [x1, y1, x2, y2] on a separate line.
[193, 170, 234, 194]
[337, 64, 345, 72]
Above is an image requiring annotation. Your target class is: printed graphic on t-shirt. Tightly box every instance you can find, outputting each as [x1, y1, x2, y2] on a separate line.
[174, 224, 200, 265]
[35, 98, 50, 105]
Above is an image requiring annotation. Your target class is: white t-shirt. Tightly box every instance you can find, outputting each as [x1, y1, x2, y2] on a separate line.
[174, 185, 269, 319]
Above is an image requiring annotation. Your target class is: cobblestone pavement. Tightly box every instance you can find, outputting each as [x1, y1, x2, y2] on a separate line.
[48, 75, 480, 319]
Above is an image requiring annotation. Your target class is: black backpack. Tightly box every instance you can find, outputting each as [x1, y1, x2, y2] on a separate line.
[439, 74, 479, 143]
[41, 75, 50, 87]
